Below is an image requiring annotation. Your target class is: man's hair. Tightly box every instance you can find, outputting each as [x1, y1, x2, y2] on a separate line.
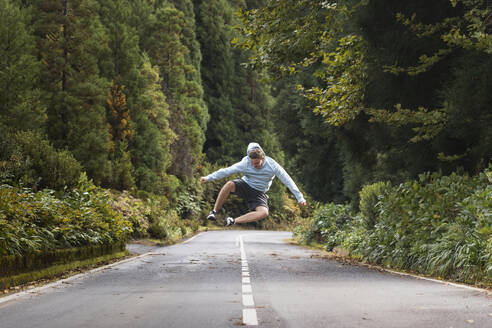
[249, 148, 264, 159]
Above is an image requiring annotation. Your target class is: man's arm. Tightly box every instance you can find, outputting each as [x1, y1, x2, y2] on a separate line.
[272, 160, 306, 206]
[200, 157, 247, 183]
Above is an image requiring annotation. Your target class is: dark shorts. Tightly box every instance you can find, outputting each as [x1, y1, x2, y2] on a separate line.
[232, 179, 269, 211]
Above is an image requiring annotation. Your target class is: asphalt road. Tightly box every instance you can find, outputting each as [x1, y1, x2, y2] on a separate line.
[0, 230, 491, 327]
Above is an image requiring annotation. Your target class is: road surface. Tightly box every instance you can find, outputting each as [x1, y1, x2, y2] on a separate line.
[0, 230, 490, 327]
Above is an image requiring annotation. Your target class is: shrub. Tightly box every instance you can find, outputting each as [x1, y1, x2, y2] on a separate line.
[148, 210, 184, 240]
[186, 218, 201, 232]
[133, 168, 179, 198]
[309, 203, 354, 249]
[355, 168, 492, 284]
[484, 237, 492, 279]
[340, 222, 367, 255]
[111, 151, 135, 191]
[111, 190, 150, 238]
[148, 221, 168, 239]
[293, 166, 492, 286]
[425, 222, 486, 283]
[359, 181, 391, 229]
[176, 189, 203, 220]
[0, 174, 132, 256]
[0, 130, 82, 190]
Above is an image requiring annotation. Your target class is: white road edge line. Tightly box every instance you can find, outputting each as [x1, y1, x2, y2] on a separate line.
[0, 251, 153, 305]
[180, 232, 205, 244]
[306, 245, 491, 295]
[1, 232, 209, 305]
[383, 268, 492, 294]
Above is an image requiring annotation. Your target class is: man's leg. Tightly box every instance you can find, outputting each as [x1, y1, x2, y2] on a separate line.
[213, 180, 235, 212]
[234, 206, 269, 224]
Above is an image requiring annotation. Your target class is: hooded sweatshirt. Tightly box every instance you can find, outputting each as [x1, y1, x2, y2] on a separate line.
[205, 143, 305, 203]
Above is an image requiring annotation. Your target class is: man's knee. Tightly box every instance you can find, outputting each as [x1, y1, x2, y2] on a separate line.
[224, 180, 235, 192]
[257, 206, 269, 219]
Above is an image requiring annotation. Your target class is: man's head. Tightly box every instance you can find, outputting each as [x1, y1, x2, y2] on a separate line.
[249, 147, 264, 169]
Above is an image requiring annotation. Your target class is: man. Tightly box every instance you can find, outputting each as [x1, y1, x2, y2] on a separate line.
[200, 142, 306, 226]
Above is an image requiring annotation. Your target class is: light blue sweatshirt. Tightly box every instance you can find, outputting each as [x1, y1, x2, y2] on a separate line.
[205, 143, 305, 203]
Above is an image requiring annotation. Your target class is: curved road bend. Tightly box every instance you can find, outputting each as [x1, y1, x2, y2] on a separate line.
[0, 230, 490, 327]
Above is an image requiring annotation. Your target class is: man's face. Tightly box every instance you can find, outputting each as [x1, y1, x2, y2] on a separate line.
[250, 157, 263, 169]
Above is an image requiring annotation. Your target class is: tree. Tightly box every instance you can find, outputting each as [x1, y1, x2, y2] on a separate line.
[195, 0, 283, 164]
[194, 0, 241, 164]
[272, 75, 346, 203]
[131, 56, 176, 195]
[0, 0, 44, 131]
[106, 80, 135, 189]
[30, 0, 112, 184]
[141, 1, 208, 179]
[235, 0, 492, 202]
[194, 0, 291, 219]
[234, 0, 451, 139]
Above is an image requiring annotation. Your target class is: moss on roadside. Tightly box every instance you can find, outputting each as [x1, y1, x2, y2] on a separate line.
[0, 250, 129, 292]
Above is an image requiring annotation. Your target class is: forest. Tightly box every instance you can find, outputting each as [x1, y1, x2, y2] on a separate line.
[1, 0, 491, 287]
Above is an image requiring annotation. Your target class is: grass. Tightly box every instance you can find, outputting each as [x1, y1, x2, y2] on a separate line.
[1, 222, 221, 295]
[0, 250, 129, 294]
[289, 238, 492, 291]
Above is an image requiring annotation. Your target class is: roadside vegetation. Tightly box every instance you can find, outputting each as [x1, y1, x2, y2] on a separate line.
[294, 166, 492, 288]
[1, 0, 491, 292]
[0, 0, 297, 290]
[236, 0, 492, 288]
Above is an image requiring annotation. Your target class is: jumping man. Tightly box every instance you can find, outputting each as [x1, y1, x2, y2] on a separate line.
[200, 142, 306, 226]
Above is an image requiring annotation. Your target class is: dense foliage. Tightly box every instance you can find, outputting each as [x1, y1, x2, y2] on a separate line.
[295, 166, 492, 286]
[0, 0, 302, 259]
[1, 0, 491, 287]
[0, 174, 130, 256]
[236, 0, 492, 202]
[0, 0, 293, 207]
[0, 129, 82, 190]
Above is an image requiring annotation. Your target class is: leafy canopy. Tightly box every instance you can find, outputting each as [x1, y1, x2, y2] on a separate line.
[234, 0, 490, 141]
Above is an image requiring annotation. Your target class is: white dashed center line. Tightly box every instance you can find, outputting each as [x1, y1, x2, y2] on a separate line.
[239, 235, 258, 326]
[242, 284, 252, 293]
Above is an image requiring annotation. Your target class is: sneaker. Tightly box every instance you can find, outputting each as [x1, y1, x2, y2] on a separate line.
[207, 210, 217, 221]
[224, 216, 235, 226]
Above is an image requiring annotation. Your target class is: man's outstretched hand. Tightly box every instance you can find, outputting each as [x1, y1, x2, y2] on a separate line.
[299, 200, 307, 207]
[200, 177, 208, 184]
